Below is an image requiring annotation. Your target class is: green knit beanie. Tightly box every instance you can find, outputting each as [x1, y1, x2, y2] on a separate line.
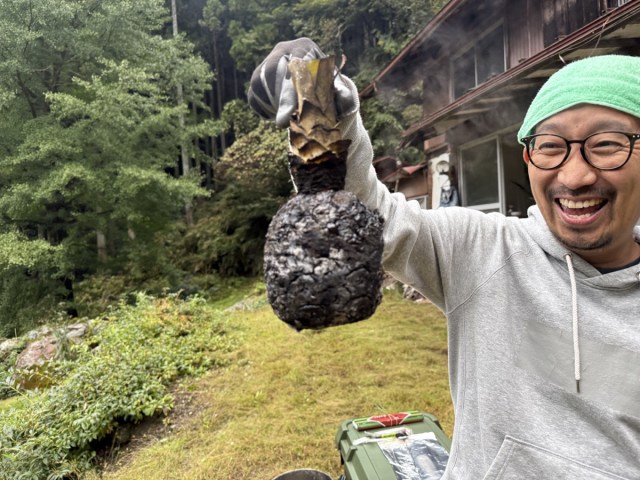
[517, 55, 640, 144]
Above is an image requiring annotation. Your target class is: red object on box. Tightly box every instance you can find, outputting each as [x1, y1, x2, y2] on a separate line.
[352, 411, 424, 430]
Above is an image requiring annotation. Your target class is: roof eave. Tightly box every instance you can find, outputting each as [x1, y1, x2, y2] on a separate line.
[359, 0, 469, 98]
[399, 1, 640, 145]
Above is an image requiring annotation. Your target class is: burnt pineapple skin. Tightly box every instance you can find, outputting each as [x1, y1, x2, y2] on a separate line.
[264, 189, 384, 330]
[262, 55, 384, 330]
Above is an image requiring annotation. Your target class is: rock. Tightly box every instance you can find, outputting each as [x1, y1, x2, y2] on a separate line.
[66, 323, 88, 343]
[403, 285, 429, 303]
[113, 422, 133, 445]
[382, 274, 402, 293]
[0, 338, 22, 360]
[13, 336, 59, 390]
[14, 336, 58, 370]
[25, 326, 52, 341]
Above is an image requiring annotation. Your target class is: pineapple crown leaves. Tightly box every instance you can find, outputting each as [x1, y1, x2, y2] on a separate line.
[287, 57, 350, 166]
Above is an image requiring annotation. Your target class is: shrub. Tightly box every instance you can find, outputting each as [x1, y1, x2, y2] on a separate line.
[0, 294, 239, 479]
[176, 121, 292, 278]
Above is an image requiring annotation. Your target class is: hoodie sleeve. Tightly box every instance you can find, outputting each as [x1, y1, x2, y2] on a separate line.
[337, 103, 450, 308]
[338, 97, 529, 312]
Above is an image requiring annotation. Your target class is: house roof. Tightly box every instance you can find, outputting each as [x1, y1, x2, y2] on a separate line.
[360, 0, 469, 99]
[372, 155, 398, 165]
[380, 163, 428, 183]
[361, 0, 640, 146]
[402, 164, 427, 175]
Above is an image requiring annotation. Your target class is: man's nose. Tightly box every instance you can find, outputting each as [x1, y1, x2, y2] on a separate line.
[557, 144, 598, 189]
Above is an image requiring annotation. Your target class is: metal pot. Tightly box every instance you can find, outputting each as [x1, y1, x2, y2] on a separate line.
[271, 469, 333, 480]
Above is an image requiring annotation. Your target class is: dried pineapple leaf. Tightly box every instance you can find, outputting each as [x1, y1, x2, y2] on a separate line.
[288, 56, 345, 165]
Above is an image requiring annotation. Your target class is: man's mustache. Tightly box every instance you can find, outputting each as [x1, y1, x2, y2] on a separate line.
[546, 185, 616, 201]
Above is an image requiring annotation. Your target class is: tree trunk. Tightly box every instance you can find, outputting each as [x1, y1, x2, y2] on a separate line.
[212, 31, 226, 163]
[171, 0, 194, 227]
[191, 102, 201, 176]
[96, 230, 107, 263]
[203, 101, 214, 190]
[63, 277, 78, 318]
[212, 33, 224, 119]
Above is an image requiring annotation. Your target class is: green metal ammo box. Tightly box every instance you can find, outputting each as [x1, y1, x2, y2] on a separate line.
[335, 411, 451, 480]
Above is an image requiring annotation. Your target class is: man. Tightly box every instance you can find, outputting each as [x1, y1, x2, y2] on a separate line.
[249, 39, 640, 479]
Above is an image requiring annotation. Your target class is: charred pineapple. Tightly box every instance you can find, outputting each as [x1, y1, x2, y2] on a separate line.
[264, 56, 384, 330]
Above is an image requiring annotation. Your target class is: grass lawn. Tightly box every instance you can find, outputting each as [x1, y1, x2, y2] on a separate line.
[91, 289, 453, 480]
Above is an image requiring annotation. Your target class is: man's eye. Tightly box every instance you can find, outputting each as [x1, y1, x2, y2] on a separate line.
[591, 140, 624, 149]
[537, 142, 565, 153]
[588, 133, 630, 153]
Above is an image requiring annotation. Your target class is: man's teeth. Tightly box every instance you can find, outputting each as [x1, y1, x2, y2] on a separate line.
[558, 198, 603, 209]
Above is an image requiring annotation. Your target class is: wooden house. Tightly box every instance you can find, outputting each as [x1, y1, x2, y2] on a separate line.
[363, 0, 640, 215]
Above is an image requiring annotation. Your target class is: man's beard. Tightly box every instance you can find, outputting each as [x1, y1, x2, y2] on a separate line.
[553, 230, 613, 251]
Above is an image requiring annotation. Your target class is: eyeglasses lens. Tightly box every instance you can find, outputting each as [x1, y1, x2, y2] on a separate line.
[528, 132, 632, 170]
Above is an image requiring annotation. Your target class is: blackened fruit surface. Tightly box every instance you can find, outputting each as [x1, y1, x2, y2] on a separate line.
[264, 189, 384, 330]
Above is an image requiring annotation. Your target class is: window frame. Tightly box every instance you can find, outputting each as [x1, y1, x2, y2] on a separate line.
[450, 21, 506, 100]
[458, 135, 505, 213]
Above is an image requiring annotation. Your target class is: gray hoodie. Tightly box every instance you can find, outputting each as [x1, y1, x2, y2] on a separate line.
[339, 101, 640, 479]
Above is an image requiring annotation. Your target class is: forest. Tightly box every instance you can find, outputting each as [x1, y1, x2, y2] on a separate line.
[0, 0, 447, 337]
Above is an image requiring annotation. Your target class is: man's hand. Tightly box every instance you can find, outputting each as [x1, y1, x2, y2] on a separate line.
[248, 37, 357, 128]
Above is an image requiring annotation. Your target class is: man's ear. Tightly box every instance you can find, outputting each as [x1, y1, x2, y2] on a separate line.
[522, 148, 530, 164]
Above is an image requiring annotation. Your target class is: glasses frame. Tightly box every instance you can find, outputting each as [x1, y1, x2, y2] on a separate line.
[520, 131, 640, 171]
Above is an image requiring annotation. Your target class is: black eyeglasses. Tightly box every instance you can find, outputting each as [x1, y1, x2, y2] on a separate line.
[520, 131, 640, 170]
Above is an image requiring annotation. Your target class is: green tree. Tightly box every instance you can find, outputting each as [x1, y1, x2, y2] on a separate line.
[225, 0, 297, 72]
[0, 0, 213, 332]
[0, 0, 448, 332]
[178, 120, 290, 277]
[212, 0, 444, 165]
[0, 232, 62, 336]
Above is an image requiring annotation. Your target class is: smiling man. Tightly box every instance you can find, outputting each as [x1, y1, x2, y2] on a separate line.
[523, 106, 640, 268]
[249, 47, 640, 479]
[517, 56, 640, 275]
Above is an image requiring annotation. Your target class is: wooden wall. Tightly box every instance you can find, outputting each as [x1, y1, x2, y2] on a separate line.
[507, 0, 544, 67]
[397, 172, 429, 199]
[541, 0, 601, 46]
[507, 0, 602, 67]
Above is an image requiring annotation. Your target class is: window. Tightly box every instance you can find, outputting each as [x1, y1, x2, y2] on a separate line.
[453, 49, 475, 99]
[459, 133, 534, 215]
[460, 138, 501, 212]
[477, 26, 505, 84]
[452, 25, 505, 99]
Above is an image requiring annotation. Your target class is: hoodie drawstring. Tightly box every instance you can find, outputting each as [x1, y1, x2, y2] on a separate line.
[564, 254, 581, 393]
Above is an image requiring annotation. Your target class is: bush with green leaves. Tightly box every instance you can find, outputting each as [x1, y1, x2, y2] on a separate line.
[177, 121, 291, 277]
[0, 232, 65, 336]
[0, 294, 239, 479]
[0, 337, 27, 400]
